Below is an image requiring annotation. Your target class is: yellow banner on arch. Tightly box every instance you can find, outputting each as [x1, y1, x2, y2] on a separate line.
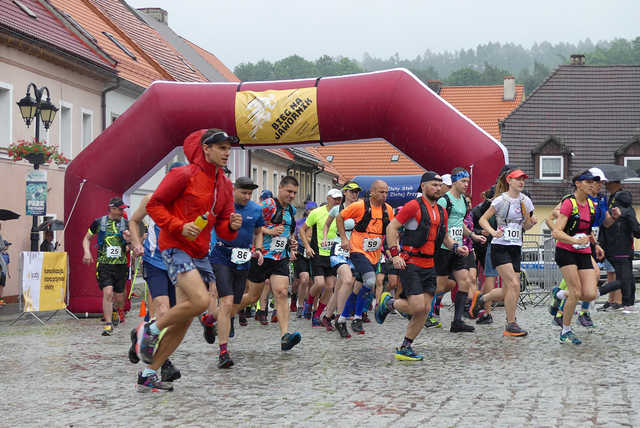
[235, 88, 320, 144]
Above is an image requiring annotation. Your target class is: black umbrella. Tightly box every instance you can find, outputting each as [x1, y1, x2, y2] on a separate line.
[591, 164, 638, 182]
[0, 209, 20, 221]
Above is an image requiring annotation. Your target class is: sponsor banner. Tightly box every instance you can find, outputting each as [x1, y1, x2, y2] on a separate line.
[26, 169, 47, 216]
[235, 88, 320, 144]
[22, 251, 67, 312]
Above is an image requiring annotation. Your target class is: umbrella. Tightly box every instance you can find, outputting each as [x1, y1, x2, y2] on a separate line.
[0, 209, 20, 221]
[37, 219, 65, 232]
[591, 164, 638, 182]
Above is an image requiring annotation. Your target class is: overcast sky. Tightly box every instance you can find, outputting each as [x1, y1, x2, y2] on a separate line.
[126, 0, 639, 69]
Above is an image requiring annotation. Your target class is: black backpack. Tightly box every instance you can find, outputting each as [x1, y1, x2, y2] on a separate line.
[271, 198, 296, 235]
[354, 199, 390, 235]
[401, 198, 447, 253]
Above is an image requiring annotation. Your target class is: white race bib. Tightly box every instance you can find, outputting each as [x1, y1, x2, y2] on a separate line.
[303, 248, 310, 259]
[333, 244, 349, 258]
[231, 248, 251, 264]
[592, 226, 600, 238]
[449, 227, 463, 244]
[106, 246, 122, 258]
[363, 237, 381, 252]
[320, 242, 332, 251]
[503, 224, 522, 243]
[572, 233, 590, 250]
[380, 253, 387, 264]
[270, 237, 287, 253]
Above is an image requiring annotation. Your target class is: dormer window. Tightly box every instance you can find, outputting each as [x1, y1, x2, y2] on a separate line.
[615, 135, 640, 181]
[391, 154, 400, 162]
[532, 136, 570, 180]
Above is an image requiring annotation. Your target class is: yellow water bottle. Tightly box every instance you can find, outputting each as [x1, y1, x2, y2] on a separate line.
[188, 212, 209, 241]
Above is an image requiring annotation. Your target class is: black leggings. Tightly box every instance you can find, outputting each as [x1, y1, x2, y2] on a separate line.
[599, 257, 635, 306]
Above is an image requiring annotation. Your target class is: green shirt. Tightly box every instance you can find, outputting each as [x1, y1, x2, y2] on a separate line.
[89, 217, 128, 265]
[305, 205, 337, 256]
[437, 191, 467, 249]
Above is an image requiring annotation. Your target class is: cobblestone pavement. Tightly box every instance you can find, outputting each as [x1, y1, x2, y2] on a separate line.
[1, 302, 640, 427]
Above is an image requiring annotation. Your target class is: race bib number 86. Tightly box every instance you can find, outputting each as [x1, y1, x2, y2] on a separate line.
[231, 248, 251, 264]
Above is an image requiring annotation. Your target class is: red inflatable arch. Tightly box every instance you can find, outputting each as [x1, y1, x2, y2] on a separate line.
[64, 69, 507, 313]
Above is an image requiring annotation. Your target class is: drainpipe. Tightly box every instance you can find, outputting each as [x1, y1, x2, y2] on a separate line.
[312, 167, 324, 202]
[102, 79, 120, 131]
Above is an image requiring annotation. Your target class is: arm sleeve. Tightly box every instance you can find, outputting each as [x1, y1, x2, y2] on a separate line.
[146, 168, 190, 236]
[88, 219, 100, 235]
[395, 200, 418, 225]
[213, 180, 238, 242]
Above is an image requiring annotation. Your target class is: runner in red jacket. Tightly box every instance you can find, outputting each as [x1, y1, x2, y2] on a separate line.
[132, 128, 242, 392]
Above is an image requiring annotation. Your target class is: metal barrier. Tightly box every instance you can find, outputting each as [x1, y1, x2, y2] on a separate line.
[519, 233, 561, 307]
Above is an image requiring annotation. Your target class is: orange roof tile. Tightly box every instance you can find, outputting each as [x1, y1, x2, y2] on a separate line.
[315, 140, 425, 181]
[182, 38, 240, 83]
[439, 84, 524, 139]
[49, 0, 168, 87]
[304, 146, 342, 181]
[263, 148, 293, 161]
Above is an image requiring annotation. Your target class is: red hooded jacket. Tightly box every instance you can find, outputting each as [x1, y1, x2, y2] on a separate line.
[147, 129, 237, 258]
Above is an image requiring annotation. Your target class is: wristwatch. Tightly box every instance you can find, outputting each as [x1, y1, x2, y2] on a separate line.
[452, 243, 459, 254]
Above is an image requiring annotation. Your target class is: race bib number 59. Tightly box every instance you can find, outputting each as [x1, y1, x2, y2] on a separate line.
[363, 237, 381, 252]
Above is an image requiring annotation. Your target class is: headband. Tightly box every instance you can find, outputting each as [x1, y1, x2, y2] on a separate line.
[451, 171, 470, 182]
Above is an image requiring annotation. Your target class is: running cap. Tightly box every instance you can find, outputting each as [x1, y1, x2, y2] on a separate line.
[3, 240, 11, 247]
[506, 169, 528, 180]
[235, 176, 259, 190]
[327, 188, 343, 199]
[420, 171, 443, 183]
[588, 167, 608, 182]
[305, 201, 318, 210]
[108, 197, 128, 209]
[573, 170, 600, 183]
[441, 174, 452, 186]
[202, 128, 239, 145]
[342, 181, 362, 192]
[259, 190, 273, 201]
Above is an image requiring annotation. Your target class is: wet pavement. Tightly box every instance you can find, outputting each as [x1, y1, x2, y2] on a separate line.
[1, 301, 640, 427]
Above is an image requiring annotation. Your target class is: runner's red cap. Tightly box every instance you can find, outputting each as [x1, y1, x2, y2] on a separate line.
[507, 169, 528, 179]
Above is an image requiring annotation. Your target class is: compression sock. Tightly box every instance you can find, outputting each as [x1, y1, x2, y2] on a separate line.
[341, 293, 357, 318]
[401, 336, 413, 348]
[355, 286, 371, 317]
[314, 303, 326, 319]
[581, 301, 590, 311]
[219, 343, 228, 354]
[454, 291, 468, 322]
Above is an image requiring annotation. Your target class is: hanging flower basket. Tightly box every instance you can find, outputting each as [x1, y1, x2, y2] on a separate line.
[7, 138, 69, 166]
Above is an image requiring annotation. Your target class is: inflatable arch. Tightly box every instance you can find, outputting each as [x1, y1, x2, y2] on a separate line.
[64, 69, 507, 313]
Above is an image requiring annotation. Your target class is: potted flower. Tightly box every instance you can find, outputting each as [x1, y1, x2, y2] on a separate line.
[7, 138, 69, 166]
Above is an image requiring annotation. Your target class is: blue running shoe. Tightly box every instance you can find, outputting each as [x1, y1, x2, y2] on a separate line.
[560, 330, 582, 345]
[549, 287, 561, 316]
[375, 292, 392, 324]
[281, 332, 302, 351]
[311, 317, 322, 327]
[395, 346, 424, 361]
[137, 371, 173, 393]
[303, 303, 312, 320]
[136, 321, 163, 364]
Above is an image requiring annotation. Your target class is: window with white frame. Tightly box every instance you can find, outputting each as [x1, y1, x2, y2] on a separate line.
[539, 155, 563, 180]
[0, 83, 12, 148]
[624, 157, 640, 180]
[81, 109, 93, 150]
[262, 169, 268, 190]
[273, 172, 278, 191]
[59, 102, 72, 158]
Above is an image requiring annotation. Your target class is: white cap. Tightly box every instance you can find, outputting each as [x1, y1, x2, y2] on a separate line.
[327, 188, 343, 199]
[441, 174, 452, 186]
[589, 167, 608, 182]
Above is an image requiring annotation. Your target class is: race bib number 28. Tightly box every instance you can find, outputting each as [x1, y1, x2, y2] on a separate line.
[270, 237, 287, 252]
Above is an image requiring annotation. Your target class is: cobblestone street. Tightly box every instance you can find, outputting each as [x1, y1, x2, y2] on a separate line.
[1, 302, 639, 427]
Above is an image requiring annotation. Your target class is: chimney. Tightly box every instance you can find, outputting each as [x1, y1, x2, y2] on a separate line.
[503, 76, 516, 101]
[137, 7, 168, 25]
[427, 80, 442, 94]
[570, 54, 585, 65]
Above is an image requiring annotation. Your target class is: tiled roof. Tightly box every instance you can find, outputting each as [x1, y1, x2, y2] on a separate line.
[304, 146, 342, 180]
[501, 64, 640, 204]
[48, 0, 168, 87]
[0, 0, 114, 70]
[315, 140, 425, 181]
[262, 148, 293, 161]
[181, 38, 240, 82]
[90, 0, 207, 82]
[439, 84, 525, 139]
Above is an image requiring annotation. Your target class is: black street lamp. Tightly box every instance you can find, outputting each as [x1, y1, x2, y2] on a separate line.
[16, 83, 58, 252]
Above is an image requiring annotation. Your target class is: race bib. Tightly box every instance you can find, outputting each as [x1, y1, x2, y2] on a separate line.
[320, 242, 332, 251]
[572, 233, 590, 250]
[380, 253, 387, 264]
[363, 237, 381, 252]
[303, 248, 310, 259]
[449, 227, 463, 244]
[333, 244, 349, 258]
[503, 224, 522, 243]
[231, 248, 251, 264]
[592, 226, 600, 238]
[270, 237, 287, 253]
[106, 246, 122, 258]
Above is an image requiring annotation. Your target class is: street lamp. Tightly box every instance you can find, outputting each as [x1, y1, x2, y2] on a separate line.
[16, 83, 58, 252]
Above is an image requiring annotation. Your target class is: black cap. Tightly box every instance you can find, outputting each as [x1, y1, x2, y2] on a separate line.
[202, 128, 240, 145]
[234, 176, 259, 190]
[573, 170, 600, 183]
[108, 197, 128, 209]
[416, 171, 442, 191]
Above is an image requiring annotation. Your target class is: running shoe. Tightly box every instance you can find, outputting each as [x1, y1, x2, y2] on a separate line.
[200, 314, 217, 344]
[311, 316, 322, 327]
[137, 372, 174, 393]
[578, 312, 594, 327]
[161, 359, 181, 382]
[281, 332, 302, 351]
[504, 322, 528, 337]
[290, 299, 297, 313]
[399, 311, 412, 320]
[469, 292, 484, 318]
[256, 310, 269, 325]
[321, 315, 336, 331]
[128, 328, 140, 363]
[118, 308, 126, 324]
[302, 303, 312, 320]
[218, 351, 234, 369]
[450, 320, 475, 333]
[335, 321, 351, 338]
[612, 303, 625, 311]
[271, 310, 278, 323]
[623, 305, 639, 313]
[239, 310, 248, 327]
[229, 317, 235, 338]
[111, 311, 119, 327]
[560, 330, 582, 345]
[296, 307, 303, 319]
[351, 318, 365, 335]
[136, 321, 162, 364]
[395, 346, 424, 361]
[362, 312, 370, 323]
[553, 314, 563, 327]
[476, 312, 493, 325]
[375, 292, 392, 324]
[549, 287, 561, 316]
[102, 323, 113, 336]
[424, 316, 442, 328]
[596, 302, 611, 312]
